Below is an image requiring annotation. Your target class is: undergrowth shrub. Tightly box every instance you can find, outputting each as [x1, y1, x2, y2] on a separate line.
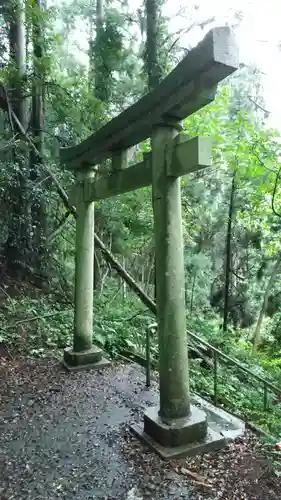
[1, 277, 281, 437]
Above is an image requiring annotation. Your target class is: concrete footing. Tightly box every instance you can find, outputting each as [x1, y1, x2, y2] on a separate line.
[144, 405, 208, 447]
[131, 404, 228, 459]
[62, 346, 111, 372]
[131, 423, 226, 459]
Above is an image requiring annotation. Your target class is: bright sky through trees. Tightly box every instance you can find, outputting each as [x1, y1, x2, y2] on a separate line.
[52, 0, 281, 128]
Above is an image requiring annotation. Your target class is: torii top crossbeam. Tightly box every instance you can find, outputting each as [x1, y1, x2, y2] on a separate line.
[60, 26, 238, 170]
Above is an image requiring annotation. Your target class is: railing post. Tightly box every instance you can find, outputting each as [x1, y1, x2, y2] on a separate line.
[145, 324, 153, 388]
[263, 383, 269, 412]
[213, 351, 218, 406]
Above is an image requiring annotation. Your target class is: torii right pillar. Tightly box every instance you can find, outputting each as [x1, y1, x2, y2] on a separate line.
[132, 124, 226, 458]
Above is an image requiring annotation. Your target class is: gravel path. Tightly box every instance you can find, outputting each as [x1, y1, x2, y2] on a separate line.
[1, 357, 279, 500]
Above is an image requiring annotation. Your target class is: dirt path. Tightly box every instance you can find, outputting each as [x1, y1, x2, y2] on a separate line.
[0, 357, 279, 499]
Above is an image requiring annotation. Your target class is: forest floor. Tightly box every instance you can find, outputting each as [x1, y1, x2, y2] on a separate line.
[0, 356, 280, 500]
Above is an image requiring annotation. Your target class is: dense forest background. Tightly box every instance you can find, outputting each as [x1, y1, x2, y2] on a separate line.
[1, 0, 281, 432]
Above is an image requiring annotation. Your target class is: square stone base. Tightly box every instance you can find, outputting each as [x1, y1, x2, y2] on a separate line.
[131, 423, 226, 459]
[62, 346, 111, 372]
[144, 405, 208, 447]
[130, 404, 226, 459]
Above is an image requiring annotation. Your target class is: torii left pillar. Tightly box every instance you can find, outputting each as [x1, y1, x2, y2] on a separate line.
[63, 169, 110, 371]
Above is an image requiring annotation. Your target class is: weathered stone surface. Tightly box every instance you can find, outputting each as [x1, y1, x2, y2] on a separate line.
[131, 423, 226, 460]
[143, 405, 207, 447]
[68, 170, 110, 369]
[152, 124, 190, 421]
[169, 136, 212, 178]
[73, 170, 95, 353]
[61, 27, 238, 169]
[192, 394, 246, 440]
[62, 358, 111, 372]
[63, 346, 109, 371]
[83, 136, 212, 203]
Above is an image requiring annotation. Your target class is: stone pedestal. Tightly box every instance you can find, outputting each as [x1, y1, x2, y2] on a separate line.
[144, 406, 207, 446]
[63, 346, 110, 372]
[131, 405, 226, 459]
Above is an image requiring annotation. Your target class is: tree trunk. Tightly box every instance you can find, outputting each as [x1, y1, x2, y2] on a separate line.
[145, 0, 162, 302]
[94, 0, 105, 101]
[88, 0, 95, 85]
[145, 250, 155, 293]
[223, 169, 236, 331]
[87, 0, 105, 292]
[122, 257, 127, 301]
[30, 0, 48, 274]
[93, 251, 101, 291]
[4, 0, 29, 276]
[190, 272, 196, 314]
[145, 0, 161, 90]
[252, 254, 281, 353]
[88, 0, 106, 102]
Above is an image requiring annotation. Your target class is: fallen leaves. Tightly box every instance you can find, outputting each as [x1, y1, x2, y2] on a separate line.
[167, 433, 280, 499]
[179, 466, 213, 489]
[2, 358, 280, 500]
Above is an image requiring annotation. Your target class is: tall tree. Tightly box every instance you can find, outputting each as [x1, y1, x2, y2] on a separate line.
[145, 0, 166, 300]
[252, 254, 281, 352]
[93, 0, 104, 101]
[145, 0, 162, 90]
[223, 168, 236, 331]
[4, 0, 29, 276]
[88, 0, 124, 290]
[29, 0, 48, 273]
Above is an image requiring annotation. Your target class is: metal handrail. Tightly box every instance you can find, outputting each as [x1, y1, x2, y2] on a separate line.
[145, 323, 281, 414]
[187, 329, 281, 398]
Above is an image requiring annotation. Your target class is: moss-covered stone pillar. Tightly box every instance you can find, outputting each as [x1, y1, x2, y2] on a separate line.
[63, 169, 110, 371]
[130, 124, 226, 459]
[73, 170, 95, 351]
[151, 123, 190, 421]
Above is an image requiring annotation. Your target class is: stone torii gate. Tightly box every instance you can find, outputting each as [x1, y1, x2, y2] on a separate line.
[60, 27, 238, 458]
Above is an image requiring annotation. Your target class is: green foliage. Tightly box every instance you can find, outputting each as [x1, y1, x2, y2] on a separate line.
[2, 0, 281, 445]
[190, 359, 281, 436]
[91, 13, 125, 102]
[92, 281, 154, 356]
[0, 295, 74, 354]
